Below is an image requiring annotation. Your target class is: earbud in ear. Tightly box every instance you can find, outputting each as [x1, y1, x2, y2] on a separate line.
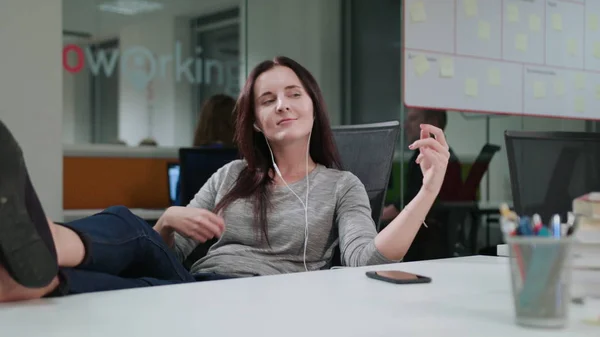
[273, 162, 282, 178]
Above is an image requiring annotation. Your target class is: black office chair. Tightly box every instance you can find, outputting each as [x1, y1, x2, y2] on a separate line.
[178, 147, 240, 207]
[178, 147, 240, 268]
[180, 122, 400, 269]
[331, 121, 401, 231]
[505, 130, 600, 223]
[329, 121, 400, 267]
[453, 143, 501, 256]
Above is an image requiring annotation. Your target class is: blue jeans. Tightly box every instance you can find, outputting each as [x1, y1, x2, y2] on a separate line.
[53, 206, 232, 295]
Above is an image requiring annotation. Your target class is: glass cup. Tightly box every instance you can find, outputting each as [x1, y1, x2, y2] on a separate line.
[506, 236, 573, 329]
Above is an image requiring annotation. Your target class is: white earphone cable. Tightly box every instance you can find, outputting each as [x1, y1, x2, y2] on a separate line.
[264, 133, 311, 272]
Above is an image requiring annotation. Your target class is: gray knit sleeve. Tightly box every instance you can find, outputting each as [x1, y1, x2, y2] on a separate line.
[335, 173, 402, 267]
[172, 160, 237, 262]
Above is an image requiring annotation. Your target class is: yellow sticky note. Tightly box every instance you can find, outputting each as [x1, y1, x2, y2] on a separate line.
[552, 14, 563, 31]
[465, 78, 478, 97]
[478, 20, 491, 40]
[576, 73, 586, 90]
[568, 38, 578, 56]
[553, 79, 565, 96]
[594, 42, 600, 59]
[589, 14, 599, 31]
[439, 57, 454, 78]
[575, 97, 585, 113]
[464, 0, 477, 17]
[533, 81, 546, 98]
[488, 68, 501, 86]
[413, 55, 430, 76]
[410, 1, 427, 23]
[529, 14, 541, 32]
[508, 5, 519, 23]
[515, 34, 528, 52]
[596, 85, 600, 99]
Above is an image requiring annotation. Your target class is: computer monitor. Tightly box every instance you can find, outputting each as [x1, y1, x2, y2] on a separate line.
[505, 130, 600, 222]
[167, 162, 181, 206]
[178, 147, 239, 206]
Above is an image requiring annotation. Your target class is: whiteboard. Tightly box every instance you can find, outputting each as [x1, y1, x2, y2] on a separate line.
[403, 0, 600, 119]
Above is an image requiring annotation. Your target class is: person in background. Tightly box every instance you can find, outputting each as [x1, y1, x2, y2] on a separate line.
[381, 107, 463, 261]
[174, 94, 238, 207]
[192, 94, 237, 148]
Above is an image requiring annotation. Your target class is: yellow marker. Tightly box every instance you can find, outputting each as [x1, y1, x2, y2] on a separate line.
[552, 13, 563, 31]
[508, 5, 519, 22]
[500, 203, 517, 221]
[515, 34, 528, 51]
[478, 20, 491, 40]
[410, 1, 427, 23]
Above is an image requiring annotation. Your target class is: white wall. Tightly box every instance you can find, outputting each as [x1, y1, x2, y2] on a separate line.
[445, 111, 587, 201]
[0, 0, 63, 221]
[245, 0, 342, 125]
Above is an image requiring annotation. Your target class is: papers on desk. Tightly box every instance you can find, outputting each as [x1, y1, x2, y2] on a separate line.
[571, 193, 600, 299]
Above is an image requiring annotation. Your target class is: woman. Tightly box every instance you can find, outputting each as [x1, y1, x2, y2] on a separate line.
[192, 94, 237, 147]
[173, 93, 238, 206]
[0, 56, 450, 302]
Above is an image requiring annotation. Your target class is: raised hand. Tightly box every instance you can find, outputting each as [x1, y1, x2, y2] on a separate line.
[408, 124, 450, 196]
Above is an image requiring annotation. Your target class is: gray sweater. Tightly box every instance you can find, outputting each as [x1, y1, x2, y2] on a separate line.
[173, 160, 398, 277]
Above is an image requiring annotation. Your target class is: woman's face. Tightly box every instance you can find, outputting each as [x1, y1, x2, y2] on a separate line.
[253, 66, 314, 144]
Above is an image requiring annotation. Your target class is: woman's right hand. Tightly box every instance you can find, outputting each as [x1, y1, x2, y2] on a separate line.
[162, 206, 225, 243]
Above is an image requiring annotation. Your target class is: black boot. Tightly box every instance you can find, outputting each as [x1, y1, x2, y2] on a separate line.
[0, 121, 58, 288]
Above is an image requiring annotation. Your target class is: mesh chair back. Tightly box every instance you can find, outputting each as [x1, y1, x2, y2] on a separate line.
[332, 121, 400, 229]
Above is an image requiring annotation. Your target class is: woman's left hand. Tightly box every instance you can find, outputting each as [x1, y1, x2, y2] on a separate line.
[408, 124, 450, 195]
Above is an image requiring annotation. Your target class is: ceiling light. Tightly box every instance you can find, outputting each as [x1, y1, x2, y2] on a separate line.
[98, 1, 164, 16]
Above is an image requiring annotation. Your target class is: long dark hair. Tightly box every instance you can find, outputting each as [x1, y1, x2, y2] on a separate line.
[213, 56, 341, 244]
[193, 94, 237, 147]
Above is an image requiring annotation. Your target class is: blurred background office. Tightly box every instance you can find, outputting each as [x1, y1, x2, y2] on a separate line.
[1, 0, 598, 256]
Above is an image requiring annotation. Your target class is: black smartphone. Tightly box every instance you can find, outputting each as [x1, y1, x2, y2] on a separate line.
[365, 270, 432, 284]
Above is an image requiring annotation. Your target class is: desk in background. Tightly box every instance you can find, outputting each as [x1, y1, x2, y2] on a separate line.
[63, 144, 178, 211]
[436, 201, 511, 256]
[1, 256, 597, 336]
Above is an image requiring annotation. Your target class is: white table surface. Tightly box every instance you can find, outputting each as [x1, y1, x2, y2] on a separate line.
[0, 256, 597, 336]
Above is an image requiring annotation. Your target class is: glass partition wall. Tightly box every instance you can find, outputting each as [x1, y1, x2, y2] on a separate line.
[63, 0, 597, 257]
